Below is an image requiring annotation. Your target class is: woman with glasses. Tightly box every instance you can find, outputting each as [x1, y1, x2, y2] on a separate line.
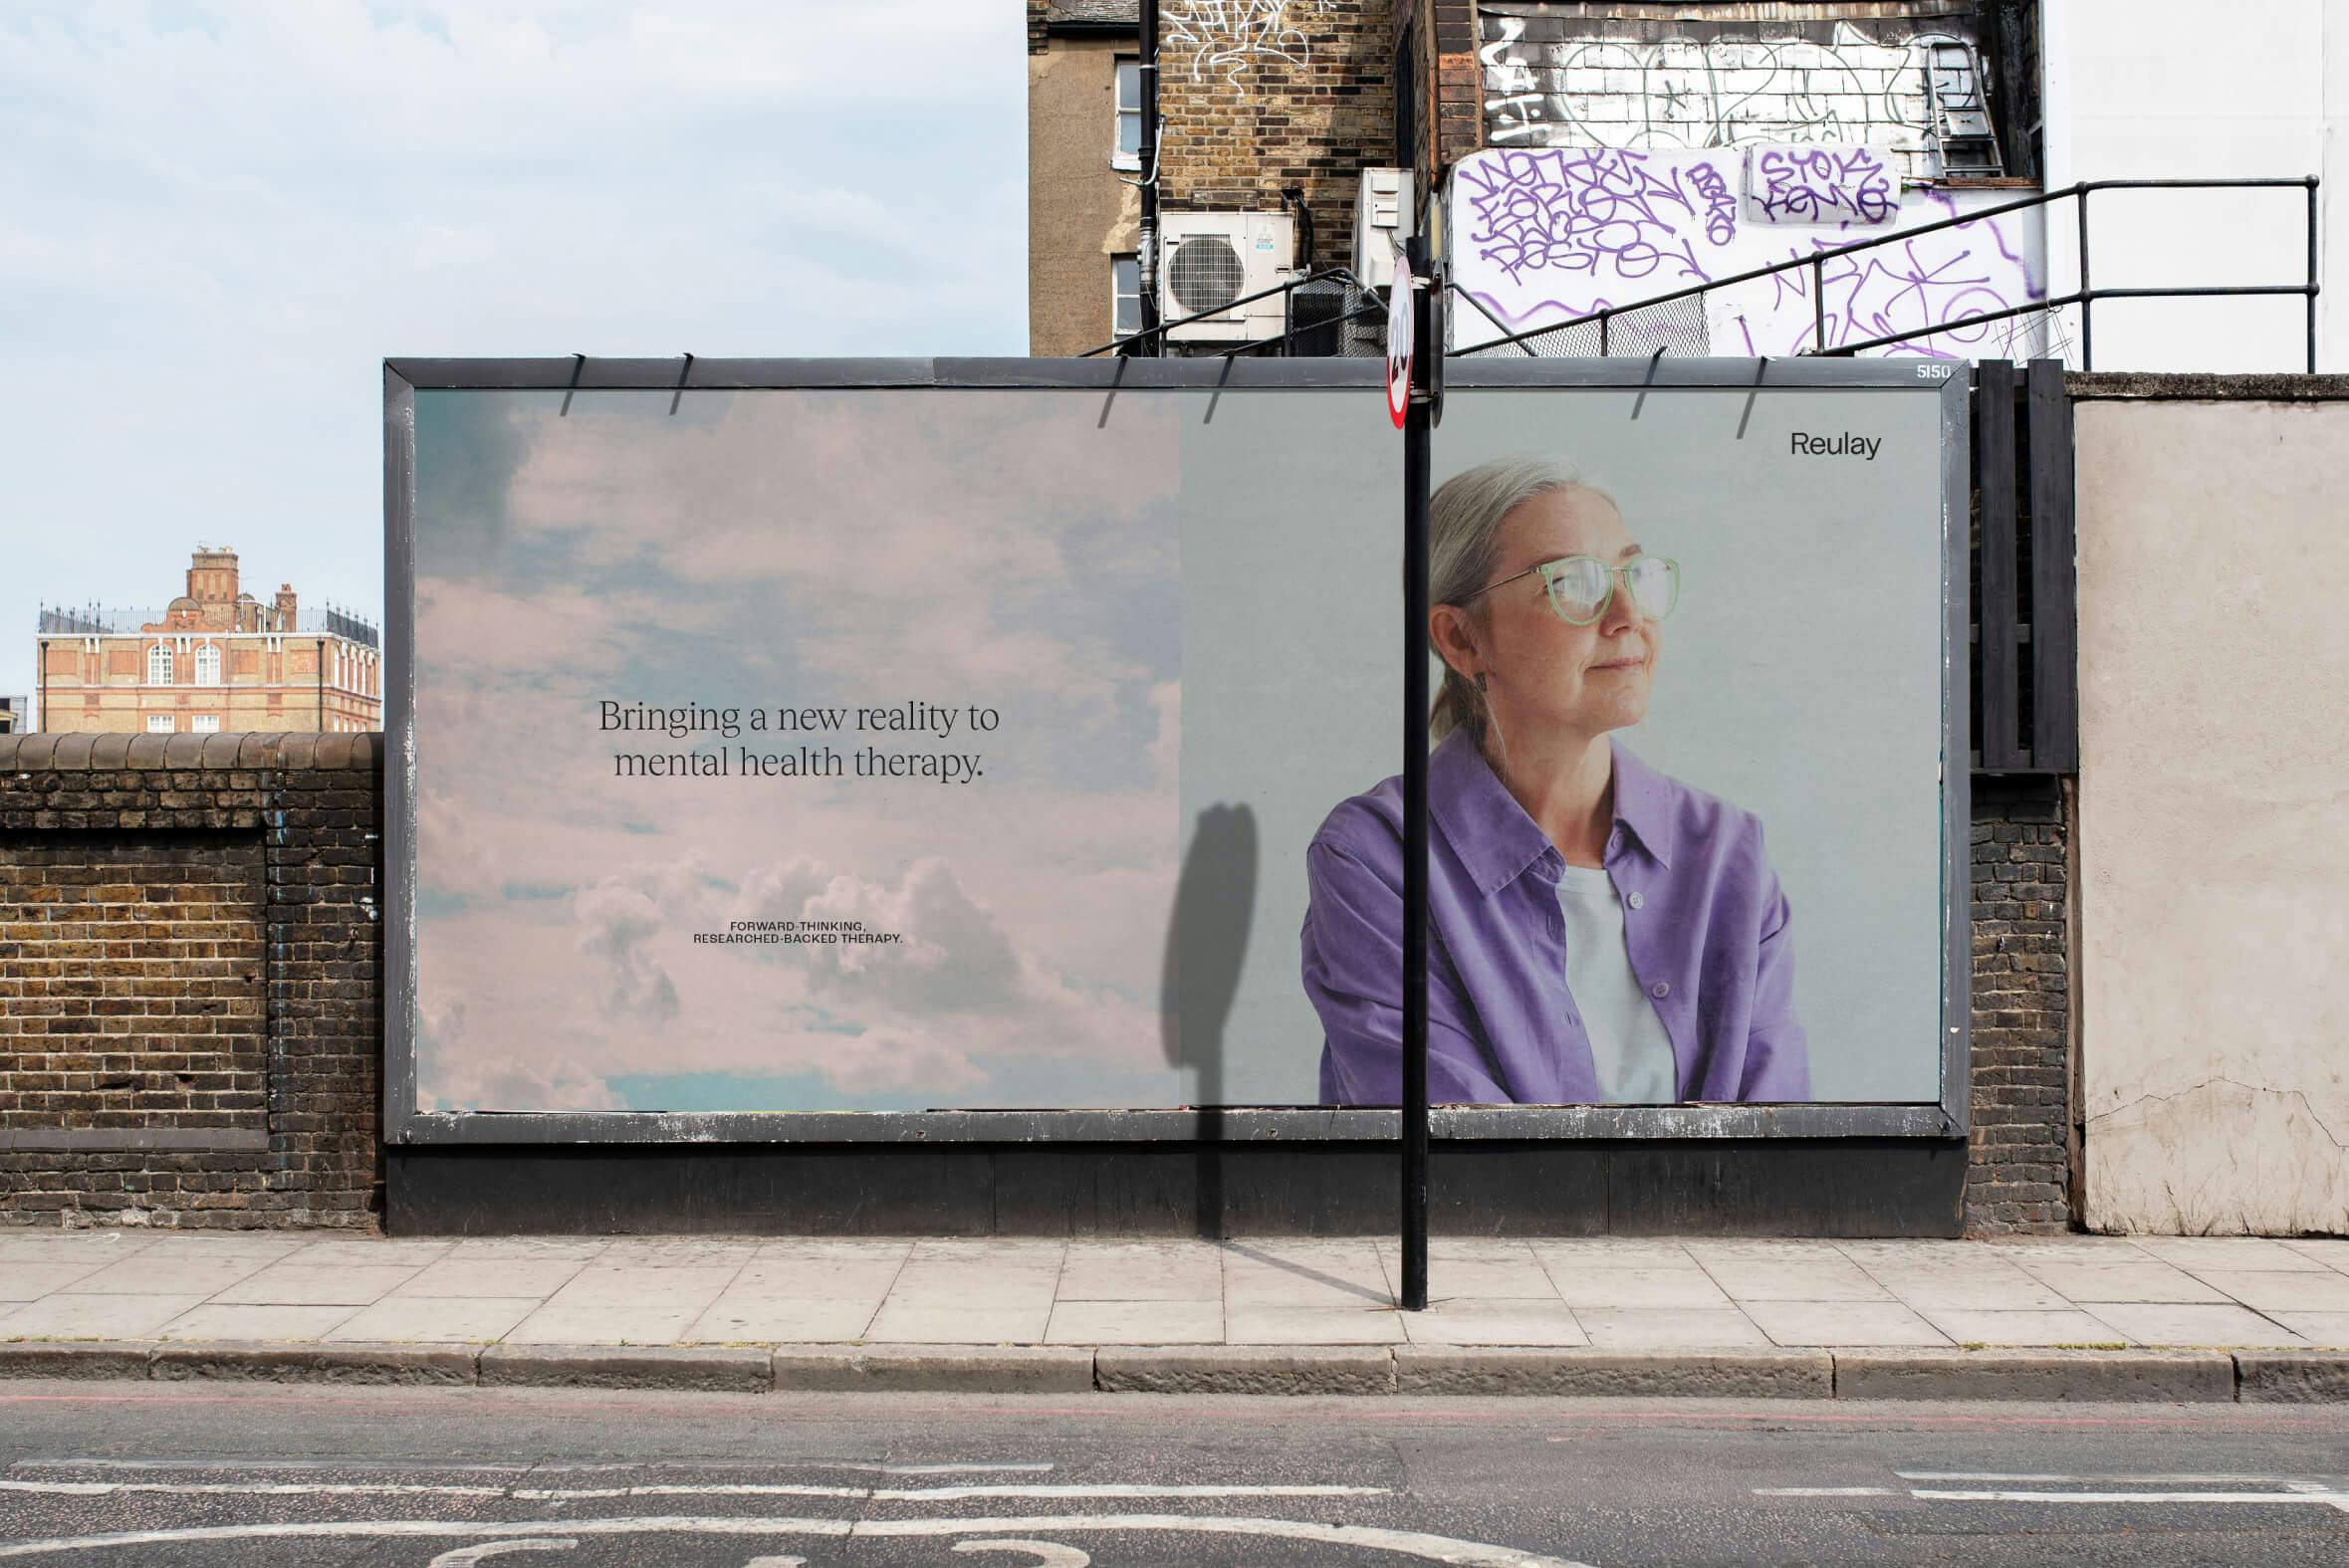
[1302, 457, 1809, 1107]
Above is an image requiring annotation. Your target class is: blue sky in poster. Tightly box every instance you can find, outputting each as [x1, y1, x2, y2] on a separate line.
[0, 1, 1026, 713]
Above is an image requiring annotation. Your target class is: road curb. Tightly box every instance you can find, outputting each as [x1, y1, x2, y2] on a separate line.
[0, 1341, 152, 1380]
[1395, 1346, 1833, 1398]
[1832, 1348, 2235, 1402]
[773, 1345, 1094, 1393]
[147, 1340, 481, 1385]
[1096, 1345, 1394, 1395]
[478, 1344, 771, 1392]
[2, 1339, 2345, 1399]
[2234, 1350, 2349, 1403]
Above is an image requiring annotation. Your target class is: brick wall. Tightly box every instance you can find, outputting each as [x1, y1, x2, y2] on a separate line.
[1967, 781, 2071, 1233]
[1156, 0, 1396, 276]
[0, 734, 381, 1230]
[0, 734, 2073, 1234]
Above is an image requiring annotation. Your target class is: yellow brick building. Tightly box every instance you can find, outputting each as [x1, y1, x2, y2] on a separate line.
[35, 549, 381, 735]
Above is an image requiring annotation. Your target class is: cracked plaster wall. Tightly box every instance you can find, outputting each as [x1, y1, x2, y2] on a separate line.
[2075, 397, 2349, 1235]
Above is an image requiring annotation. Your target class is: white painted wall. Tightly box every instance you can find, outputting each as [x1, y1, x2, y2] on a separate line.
[2042, 0, 2345, 371]
[2074, 397, 2349, 1234]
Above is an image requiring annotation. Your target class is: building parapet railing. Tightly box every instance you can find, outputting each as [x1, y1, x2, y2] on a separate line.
[37, 604, 381, 648]
[1447, 177, 2321, 370]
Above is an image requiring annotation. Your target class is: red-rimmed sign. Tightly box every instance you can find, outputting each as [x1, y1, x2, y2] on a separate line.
[1385, 267, 1413, 429]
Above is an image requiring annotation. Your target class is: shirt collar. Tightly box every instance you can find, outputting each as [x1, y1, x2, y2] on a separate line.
[1605, 735, 1677, 870]
[1428, 729, 1676, 899]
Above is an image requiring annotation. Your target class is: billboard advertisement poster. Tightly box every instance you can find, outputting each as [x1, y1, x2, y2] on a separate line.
[387, 358, 1966, 1140]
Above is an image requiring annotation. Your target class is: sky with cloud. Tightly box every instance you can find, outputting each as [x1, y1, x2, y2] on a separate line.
[412, 388, 1187, 1112]
[0, 1, 1025, 712]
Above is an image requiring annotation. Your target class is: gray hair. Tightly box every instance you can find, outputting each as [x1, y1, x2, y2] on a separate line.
[1426, 457, 1616, 752]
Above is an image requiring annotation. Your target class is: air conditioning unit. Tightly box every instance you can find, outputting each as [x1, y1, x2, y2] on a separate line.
[1347, 169, 1415, 354]
[1161, 212, 1295, 344]
[1351, 168, 1414, 292]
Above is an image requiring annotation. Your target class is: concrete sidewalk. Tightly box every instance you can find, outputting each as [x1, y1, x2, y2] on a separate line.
[3, 1231, 2346, 1399]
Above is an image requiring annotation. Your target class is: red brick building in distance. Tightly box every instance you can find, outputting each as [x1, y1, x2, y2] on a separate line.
[34, 548, 381, 736]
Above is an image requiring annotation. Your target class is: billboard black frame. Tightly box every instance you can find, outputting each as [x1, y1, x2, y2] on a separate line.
[383, 354, 1972, 1153]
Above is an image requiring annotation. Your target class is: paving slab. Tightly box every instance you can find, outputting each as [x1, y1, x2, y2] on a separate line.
[158, 1304, 360, 1342]
[2005, 1258, 2228, 1303]
[1226, 1304, 1407, 1345]
[0, 1293, 212, 1340]
[479, 1343, 771, 1391]
[1695, 1258, 1891, 1302]
[61, 1255, 272, 1296]
[725, 1257, 908, 1301]
[684, 1293, 883, 1344]
[2131, 1236, 2334, 1271]
[865, 1302, 1053, 1344]
[211, 1263, 430, 1306]
[1573, 1306, 1773, 1348]
[1045, 1299, 1223, 1345]
[1057, 1242, 1223, 1302]
[1369, 1247, 1556, 1300]
[387, 1258, 589, 1299]
[774, 1344, 1092, 1393]
[1094, 1345, 1391, 1395]
[2084, 1300, 2310, 1347]
[0, 1261, 116, 1301]
[1913, 1307, 2129, 1347]
[1545, 1265, 1733, 1309]
[2192, 1269, 2349, 1312]
[1742, 1299, 1951, 1347]
[1834, 1348, 2235, 1402]
[1399, 1298, 1587, 1346]
[2267, 1310, 2349, 1347]
[1394, 1346, 1831, 1399]
[328, 1297, 544, 1344]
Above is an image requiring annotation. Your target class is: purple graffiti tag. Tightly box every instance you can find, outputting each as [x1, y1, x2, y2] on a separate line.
[1750, 145, 1898, 228]
[1759, 219, 2041, 358]
[1685, 160, 1740, 245]
[1456, 147, 1736, 292]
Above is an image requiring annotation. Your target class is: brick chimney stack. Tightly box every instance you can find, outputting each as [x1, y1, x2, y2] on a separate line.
[187, 548, 239, 604]
[274, 583, 298, 632]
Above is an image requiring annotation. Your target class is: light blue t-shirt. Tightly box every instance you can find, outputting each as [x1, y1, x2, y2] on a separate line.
[1554, 862, 1678, 1103]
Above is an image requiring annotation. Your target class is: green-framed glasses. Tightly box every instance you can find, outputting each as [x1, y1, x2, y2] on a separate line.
[1461, 553, 1681, 626]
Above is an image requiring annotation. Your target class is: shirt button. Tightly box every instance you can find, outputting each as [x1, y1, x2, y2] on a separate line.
[1626, 890, 1645, 910]
[1649, 981, 1670, 999]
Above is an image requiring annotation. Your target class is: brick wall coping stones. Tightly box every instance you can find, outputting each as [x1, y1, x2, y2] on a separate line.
[2066, 372, 2349, 402]
[0, 733, 375, 772]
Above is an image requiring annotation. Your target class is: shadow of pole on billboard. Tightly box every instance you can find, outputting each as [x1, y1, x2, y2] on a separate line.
[1160, 802, 1257, 1239]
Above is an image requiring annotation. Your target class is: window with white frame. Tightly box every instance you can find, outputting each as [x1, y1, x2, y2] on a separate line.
[1112, 253, 1142, 338]
[193, 643, 221, 684]
[145, 714, 173, 733]
[191, 714, 221, 733]
[146, 643, 173, 684]
[1113, 56, 1141, 170]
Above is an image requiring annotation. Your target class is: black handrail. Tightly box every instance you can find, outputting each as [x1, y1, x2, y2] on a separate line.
[1448, 177, 2321, 371]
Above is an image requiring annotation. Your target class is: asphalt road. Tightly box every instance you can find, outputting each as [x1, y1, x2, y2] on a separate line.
[0, 1381, 2343, 1566]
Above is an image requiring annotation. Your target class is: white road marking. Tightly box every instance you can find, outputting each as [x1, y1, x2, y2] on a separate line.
[0, 1478, 1382, 1504]
[0, 1512, 1594, 1566]
[952, 1543, 1091, 1566]
[426, 1544, 578, 1567]
[13, 1457, 1055, 1477]
[1752, 1487, 1894, 1497]
[1911, 1488, 2349, 1508]
[1897, 1470, 2347, 1485]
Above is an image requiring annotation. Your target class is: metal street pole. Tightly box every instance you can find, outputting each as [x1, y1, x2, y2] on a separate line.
[1400, 233, 1433, 1313]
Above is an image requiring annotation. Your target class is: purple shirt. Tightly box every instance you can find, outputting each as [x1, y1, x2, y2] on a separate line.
[1302, 729, 1810, 1106]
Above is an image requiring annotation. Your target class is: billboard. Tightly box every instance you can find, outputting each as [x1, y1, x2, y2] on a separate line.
[386, 358, 1966, 1142]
